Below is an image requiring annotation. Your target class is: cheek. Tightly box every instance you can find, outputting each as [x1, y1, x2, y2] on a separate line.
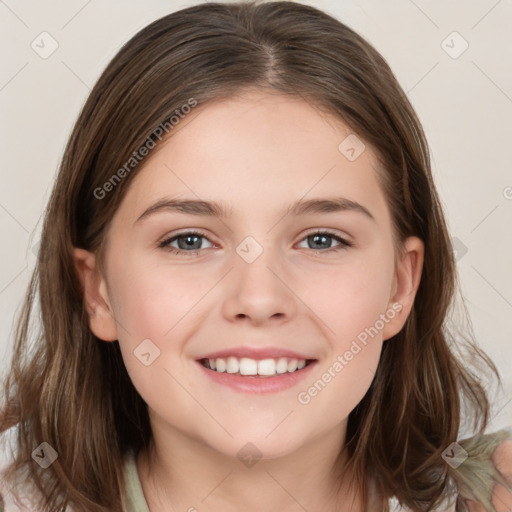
[297, 262, 388, 420]
[108, 260, 202, 341]
[106, 263, 204, 418]
[299, 254, 395, 344]
[106, 259, 220, 385]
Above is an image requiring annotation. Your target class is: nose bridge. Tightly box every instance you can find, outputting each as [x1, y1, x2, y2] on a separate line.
[235, 233, 285, 292]
[222, 233, 297, 322]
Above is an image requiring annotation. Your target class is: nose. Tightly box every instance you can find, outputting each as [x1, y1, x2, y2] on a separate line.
[221, 246, 298, 326]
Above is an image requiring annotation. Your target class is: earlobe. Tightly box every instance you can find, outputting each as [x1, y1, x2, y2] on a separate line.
[72, 247, 118, 342]
[382, 236, 425, 341]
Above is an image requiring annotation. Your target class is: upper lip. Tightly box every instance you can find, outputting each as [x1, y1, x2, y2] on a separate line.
[197, 346, 317, 361]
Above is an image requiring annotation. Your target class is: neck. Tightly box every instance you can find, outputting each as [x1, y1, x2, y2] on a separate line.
[136, 418, 382, 512]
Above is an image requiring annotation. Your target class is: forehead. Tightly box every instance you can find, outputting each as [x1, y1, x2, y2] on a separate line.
[116, 90, 390, 227]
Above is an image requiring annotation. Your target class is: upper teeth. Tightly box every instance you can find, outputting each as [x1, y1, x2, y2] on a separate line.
[206, 357, 307, 376]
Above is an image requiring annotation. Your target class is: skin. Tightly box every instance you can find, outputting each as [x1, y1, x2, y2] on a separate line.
[74, 89, 425, 511]
[466, 440, 512, 512]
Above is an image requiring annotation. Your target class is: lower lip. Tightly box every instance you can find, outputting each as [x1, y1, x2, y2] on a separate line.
[195, 360, 318, 394]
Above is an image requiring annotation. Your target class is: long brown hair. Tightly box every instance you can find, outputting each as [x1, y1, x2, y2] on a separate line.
[0, 1, 502, 510]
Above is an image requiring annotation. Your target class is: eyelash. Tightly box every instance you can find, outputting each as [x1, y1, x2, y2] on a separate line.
[158, 229, 353, 256]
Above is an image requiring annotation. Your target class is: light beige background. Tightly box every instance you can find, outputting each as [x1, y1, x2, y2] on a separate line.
[1, 0, 511, 433]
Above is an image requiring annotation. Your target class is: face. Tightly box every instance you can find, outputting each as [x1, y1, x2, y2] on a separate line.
[75, 89, 424, 460]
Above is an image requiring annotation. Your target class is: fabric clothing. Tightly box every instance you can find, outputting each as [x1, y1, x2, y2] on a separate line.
[123, 451, 150, 512]
[1, 428, 510, 511]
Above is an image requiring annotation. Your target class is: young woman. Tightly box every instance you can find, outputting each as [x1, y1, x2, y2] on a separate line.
[1, 1, 510, 511]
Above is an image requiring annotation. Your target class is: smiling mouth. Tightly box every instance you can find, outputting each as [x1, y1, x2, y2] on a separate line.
[198, 357, 316, 377]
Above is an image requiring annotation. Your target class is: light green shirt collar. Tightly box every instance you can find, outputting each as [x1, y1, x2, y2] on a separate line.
[123, 450, 150, 512]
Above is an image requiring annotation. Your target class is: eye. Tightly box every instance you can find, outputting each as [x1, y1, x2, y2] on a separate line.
[158, 229, 353, 256]
[296, 230, 353, 254]
[159, 230, 214, 255]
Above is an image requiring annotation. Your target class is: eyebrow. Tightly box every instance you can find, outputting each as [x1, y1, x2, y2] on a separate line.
[135, 196, 376, 224]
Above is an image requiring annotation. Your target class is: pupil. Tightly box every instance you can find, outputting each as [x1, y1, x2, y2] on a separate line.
[180, 235, 200, 250]
[311, 234, 329, 249]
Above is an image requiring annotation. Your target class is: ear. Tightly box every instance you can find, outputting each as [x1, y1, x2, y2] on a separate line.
[73, 248, 118, 342]
[382, 236, 424, 341]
